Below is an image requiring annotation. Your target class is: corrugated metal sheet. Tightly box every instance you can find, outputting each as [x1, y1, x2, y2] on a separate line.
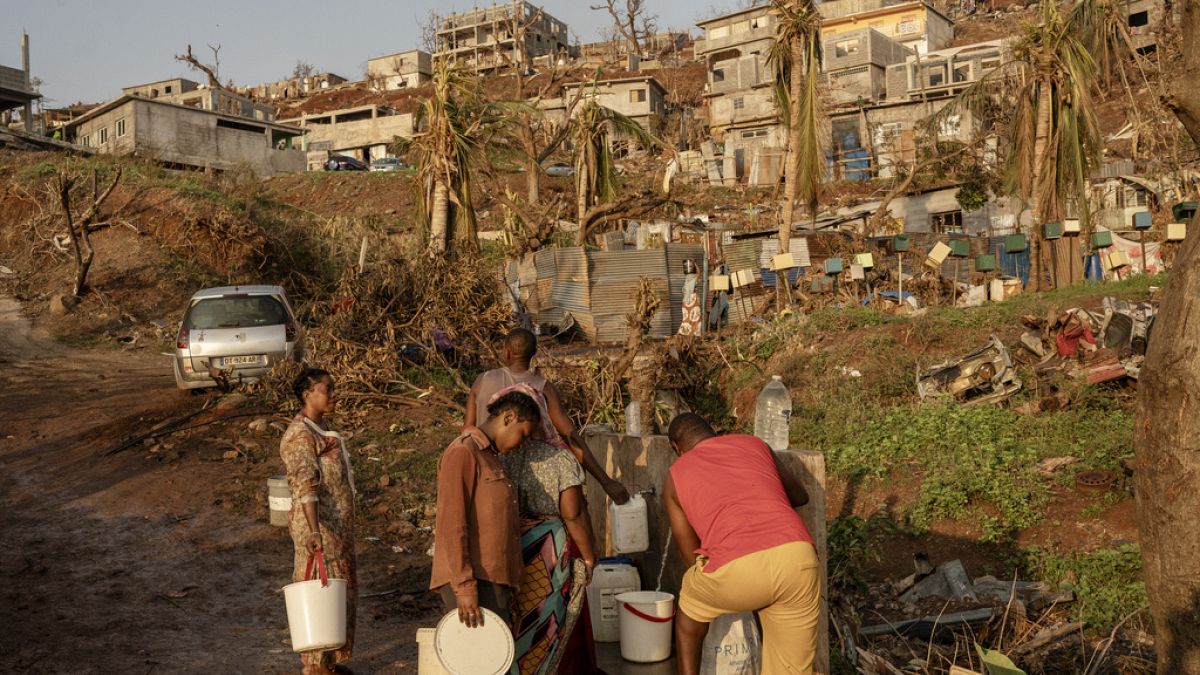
[522, 244, 706, 344]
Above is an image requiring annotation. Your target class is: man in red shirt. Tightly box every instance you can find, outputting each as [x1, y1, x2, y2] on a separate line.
[664, 413, 820, 674]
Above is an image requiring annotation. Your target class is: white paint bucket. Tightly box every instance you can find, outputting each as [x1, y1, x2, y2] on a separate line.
[283, 553, 347, 653]
[268, 475, 290, 527]
[616, 591, 675, 663]
[434, 608, 514, 674]
[416, 628, 450, 675]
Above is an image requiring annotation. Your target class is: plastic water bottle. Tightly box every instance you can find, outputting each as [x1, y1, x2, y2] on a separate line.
[625, 401, 642, 437]
[753, 376, 792, 451]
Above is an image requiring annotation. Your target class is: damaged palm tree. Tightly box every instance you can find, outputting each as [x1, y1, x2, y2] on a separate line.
[570, 96, 663, 244]
[413, 59, 512, 254]
[943, 2, 1101, 290]
[769, 0, 824, 308]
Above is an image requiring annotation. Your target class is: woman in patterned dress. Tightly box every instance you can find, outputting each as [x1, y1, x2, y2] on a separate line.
[491, 383, 599, 674]
[279, 368, 357, 675]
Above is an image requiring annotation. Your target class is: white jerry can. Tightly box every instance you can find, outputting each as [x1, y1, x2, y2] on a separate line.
[587, 558, 641, 642]
[609, 493, 650, 554]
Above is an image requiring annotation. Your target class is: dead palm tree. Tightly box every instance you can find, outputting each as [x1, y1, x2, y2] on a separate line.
[768, 0, 824, 306]
[570, 96, 661, 227]
[412, 59, 511, 254]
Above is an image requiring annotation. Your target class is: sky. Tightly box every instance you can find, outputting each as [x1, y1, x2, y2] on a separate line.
[5, 0, 748, 108]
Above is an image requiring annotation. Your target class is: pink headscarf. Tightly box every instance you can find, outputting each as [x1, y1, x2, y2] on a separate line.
[486, 382, 567, 450]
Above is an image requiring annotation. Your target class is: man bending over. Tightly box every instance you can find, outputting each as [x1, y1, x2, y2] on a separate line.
[664, 413, 820, 674]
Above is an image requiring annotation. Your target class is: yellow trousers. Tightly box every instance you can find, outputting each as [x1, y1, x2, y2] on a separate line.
[679, 540, 820, 674]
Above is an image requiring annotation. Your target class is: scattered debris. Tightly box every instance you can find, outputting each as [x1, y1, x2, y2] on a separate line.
[1033, 456, 1078, 478]
[917, 335, 1022, 405]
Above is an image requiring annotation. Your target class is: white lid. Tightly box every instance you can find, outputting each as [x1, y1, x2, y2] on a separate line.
[434, 608, 514, 675]
[772, 375, 782, 381]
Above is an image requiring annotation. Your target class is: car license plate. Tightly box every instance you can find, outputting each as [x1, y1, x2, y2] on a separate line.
[222, 355, 263, 367]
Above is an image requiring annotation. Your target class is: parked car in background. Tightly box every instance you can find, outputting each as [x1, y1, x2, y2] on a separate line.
[542, 161, 575, 177]
[369, 157, 407, 172]
[173, 286, 304, 390]
[325, 155, 368, 171]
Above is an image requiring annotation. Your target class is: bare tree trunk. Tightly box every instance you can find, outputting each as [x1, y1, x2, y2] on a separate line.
[1030, 76, 1053, 291]
[429, 180, 450, 254]
[577, 153, 591, 226]
[1137, 3, 1200, 672]
[778, 38, 804, 308]
[523, 125, 541, 205]
[1135, 220, 1200, 673]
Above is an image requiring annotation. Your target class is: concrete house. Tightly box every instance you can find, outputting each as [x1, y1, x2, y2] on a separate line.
[695, 5, 784, 179]
[122, 78, 278, 122]
[367, 50, 432, 91]
[435, 1, 570, 73]
[280, 104, 415, 169]
[558, 75, 667, 142]
[822, 28, 911, 105]
[1126, 0, 1162, 52]
[818, 0, 954, 55]
[1, 34, 39, 132]
[63, 95, 306, 177]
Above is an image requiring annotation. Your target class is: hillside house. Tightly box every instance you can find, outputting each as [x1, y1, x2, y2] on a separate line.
[366, 50, 432, 91]
[818, 0, 954, 55]
[695, 5, 783, 179]
[64, 95, 305, 177]
[280, 104, 415, 168]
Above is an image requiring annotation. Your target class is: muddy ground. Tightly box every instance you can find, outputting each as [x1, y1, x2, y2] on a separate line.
[0, 296, 442, 674]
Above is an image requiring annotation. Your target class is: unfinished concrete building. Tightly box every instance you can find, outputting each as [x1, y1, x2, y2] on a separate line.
[63, 95, 305, 177]
[1, 34, 39, 132]
[434, 1, 570, 73]
[885, 39, 1008, 102]
[818, 0, 954, 55]
[242, 72, 349, 101]
[822, 28, 911, 106]
[121, 78, 278, 122]
[695, 5, 783, 180]
[280, 104, 415, 169]
[366, 50, 432, 91]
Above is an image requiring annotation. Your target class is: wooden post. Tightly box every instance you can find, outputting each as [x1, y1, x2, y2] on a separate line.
[897, 252, 903, 305]
[1140, 230, 1148, 275]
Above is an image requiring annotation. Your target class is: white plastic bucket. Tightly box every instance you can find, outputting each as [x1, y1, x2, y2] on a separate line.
[616, 591, 675, 662]
[283, 553, 347, 653]
[416, 628, 450, 675]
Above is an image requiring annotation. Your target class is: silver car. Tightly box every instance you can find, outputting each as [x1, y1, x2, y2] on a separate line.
[172, 285, 304, 390]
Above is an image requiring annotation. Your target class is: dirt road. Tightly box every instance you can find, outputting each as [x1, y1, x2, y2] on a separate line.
[0, 298, 439, 674]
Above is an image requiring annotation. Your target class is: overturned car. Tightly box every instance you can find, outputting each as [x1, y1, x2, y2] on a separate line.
[917, 335, 1022, 406]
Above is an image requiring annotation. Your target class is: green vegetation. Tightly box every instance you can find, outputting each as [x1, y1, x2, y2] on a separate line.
[1017, 544, 1149, 631]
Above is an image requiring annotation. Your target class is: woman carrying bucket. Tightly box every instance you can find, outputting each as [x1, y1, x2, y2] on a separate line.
[280, 368, 357, 675]
[430, 391, 541, 627]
